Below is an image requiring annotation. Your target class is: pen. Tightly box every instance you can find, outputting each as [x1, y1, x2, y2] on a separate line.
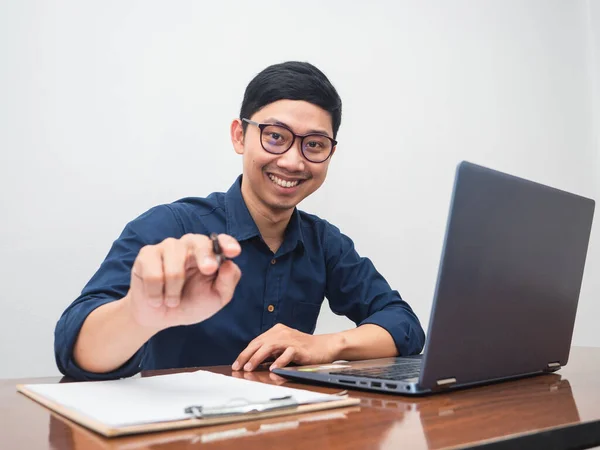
[210, 233, 226, 266]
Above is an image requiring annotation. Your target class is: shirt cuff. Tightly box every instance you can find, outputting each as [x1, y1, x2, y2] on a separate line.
[359, 308, 425, 356]
[54, 297, 143, 381]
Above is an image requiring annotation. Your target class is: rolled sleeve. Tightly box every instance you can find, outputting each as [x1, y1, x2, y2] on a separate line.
[359, 306, 425, 356]
[323, 223, 425, 356]
[54, 205, 183, 380]
[54, 296, 143, 380]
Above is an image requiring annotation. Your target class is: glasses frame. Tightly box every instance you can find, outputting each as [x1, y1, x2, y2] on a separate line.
[242, 118, 337, 163]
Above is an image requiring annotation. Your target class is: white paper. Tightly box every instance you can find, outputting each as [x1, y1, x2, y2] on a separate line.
[23, 370, 339, 428]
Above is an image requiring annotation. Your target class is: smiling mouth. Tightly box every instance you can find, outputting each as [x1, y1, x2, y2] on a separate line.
[267, 173, 305, 188]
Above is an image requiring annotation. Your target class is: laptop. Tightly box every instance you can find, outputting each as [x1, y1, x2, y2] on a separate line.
[273, 161, 595, 395]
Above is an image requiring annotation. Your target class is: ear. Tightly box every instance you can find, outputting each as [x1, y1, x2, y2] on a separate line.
[330, 145, 337, 158]
[231, 119, 245, 155]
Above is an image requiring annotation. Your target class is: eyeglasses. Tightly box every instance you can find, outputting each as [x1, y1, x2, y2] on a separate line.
[242, 118, 337, 163]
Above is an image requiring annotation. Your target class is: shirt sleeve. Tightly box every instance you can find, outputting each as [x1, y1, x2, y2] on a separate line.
[54, 205, 184, 380]
[323, 223, 426, 356]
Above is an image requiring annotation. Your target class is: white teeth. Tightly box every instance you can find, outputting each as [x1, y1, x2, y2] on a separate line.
[268, 174, 300, 188]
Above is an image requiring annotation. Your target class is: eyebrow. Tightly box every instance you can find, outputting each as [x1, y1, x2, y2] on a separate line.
[263, 117, 332, 137]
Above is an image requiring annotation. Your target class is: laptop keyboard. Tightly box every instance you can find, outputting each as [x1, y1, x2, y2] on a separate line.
[329, 360, 422, 381]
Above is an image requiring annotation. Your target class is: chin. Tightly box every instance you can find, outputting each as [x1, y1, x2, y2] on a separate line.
[267, 200, 297, 211]
[262, 185, 308, 212]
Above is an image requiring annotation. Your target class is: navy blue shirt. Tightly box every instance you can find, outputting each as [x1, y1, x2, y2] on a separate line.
[54, 176, 425, 380]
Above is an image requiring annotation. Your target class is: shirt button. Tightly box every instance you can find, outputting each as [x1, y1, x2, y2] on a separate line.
[267, 304, 275, 313]
[271, 259, 277, 265]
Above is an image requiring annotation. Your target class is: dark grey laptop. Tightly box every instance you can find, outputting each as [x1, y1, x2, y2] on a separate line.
[273, 161, 595, 395]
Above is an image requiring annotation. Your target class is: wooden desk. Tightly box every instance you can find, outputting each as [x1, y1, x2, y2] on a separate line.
[2, 346, 600, 449]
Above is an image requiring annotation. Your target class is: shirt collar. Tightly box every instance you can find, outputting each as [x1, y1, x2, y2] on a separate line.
[280, 207, 305, 255]
[224, 175, 305, 254]
[225, 175, 261, 242]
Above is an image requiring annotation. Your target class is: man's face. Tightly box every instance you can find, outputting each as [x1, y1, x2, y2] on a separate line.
[232, 100, 336, 213]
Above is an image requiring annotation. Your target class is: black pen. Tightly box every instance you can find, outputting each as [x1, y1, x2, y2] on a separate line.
[210, 233, 226, 266]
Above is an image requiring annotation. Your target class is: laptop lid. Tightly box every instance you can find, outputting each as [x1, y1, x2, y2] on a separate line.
[419, 161, 595, 391]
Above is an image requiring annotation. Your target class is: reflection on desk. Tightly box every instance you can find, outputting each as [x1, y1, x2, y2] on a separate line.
[46, 372, 585, 450]
[48, 405, 362, 450]
[4, 347, 600, 449]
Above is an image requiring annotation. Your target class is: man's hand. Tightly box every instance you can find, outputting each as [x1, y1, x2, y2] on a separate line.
[232, 324, 341, 372]
[73, 233, 242, 374]
[126, 233, 242, 331]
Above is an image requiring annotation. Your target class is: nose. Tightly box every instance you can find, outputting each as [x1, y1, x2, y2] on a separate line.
[276, 139, 306, 172]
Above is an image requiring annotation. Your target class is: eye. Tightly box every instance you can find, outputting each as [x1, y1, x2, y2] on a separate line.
[262, 125, 291, 147]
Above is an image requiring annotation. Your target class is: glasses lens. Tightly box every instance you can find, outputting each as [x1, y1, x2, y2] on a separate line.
[302, 135, 333, 162]
[261, 125, 294, 154]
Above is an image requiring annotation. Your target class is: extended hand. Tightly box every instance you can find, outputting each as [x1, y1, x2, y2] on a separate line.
[232, 324, 339, 372]
[126, 233, 242, 330]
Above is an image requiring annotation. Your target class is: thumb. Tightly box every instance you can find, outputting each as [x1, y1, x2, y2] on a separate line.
[213, 260, 242, 303]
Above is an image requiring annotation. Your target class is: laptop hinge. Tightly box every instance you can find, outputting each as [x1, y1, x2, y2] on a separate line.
[436, 377, 457, 387]
[546, 362, 561, 372]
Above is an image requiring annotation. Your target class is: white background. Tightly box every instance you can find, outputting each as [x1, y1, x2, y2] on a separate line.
[1, 0, 599, 378]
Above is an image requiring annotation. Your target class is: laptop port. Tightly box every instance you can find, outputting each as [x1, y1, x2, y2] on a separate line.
[338, 379, 356, 385]
[371, 382, 382, 388]
[385, 383, 397, 389]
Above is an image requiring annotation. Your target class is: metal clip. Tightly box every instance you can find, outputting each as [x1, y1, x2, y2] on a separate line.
[185, 395, 298, 419]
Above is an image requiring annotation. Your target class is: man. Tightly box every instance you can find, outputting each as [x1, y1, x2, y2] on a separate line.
[54, 61, 425, 380]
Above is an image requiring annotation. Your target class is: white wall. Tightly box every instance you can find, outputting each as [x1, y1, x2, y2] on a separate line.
[1, 0, 598, 378]
[575, 0, 600, 348]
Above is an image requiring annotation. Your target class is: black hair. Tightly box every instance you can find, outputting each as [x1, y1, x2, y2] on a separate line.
[239, 61, 342, 138]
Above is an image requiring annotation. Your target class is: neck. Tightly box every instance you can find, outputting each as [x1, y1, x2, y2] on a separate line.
[241, 179, 293, 248]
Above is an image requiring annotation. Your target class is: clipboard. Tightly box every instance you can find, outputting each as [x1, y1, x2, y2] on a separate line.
[16, 370, 360, 437]
[46, 402, 362, 449]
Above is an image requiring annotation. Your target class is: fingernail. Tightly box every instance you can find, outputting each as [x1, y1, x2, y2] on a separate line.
[270, 364, 277, 371]
[232, 361, 240, 370]
[203, 256, 213, 266]
[244, 363, 252, 371]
